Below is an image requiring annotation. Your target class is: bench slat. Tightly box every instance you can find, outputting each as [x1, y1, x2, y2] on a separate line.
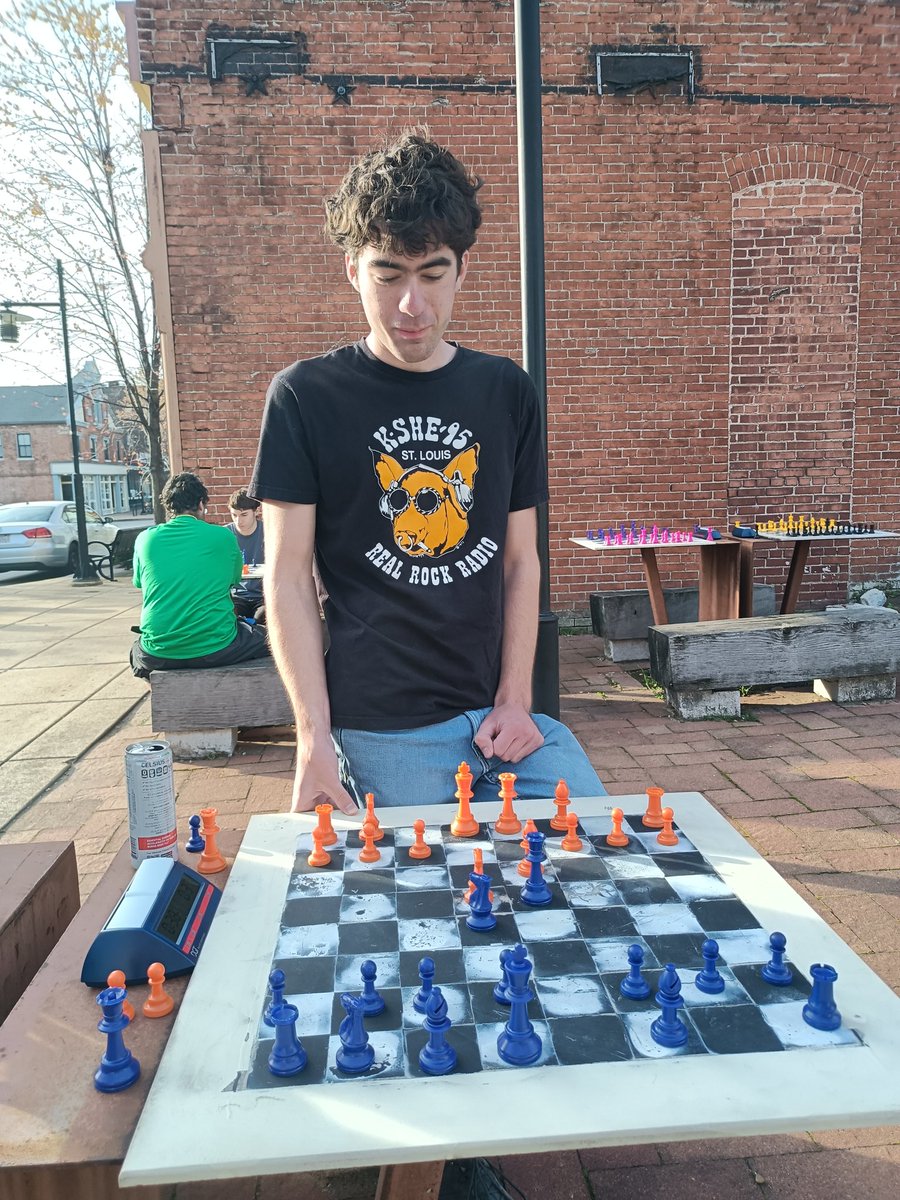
[149, 658, 293, 732]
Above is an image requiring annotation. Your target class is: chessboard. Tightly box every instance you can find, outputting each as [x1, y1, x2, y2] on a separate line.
[120, 792, 900, 1188]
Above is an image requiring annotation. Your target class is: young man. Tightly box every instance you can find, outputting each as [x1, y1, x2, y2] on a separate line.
[251, 133, 605, 813]
[130, 472, 269, 679]
[226, 488, 266, 623]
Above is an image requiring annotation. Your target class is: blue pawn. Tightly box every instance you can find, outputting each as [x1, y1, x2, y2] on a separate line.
[465, 871, 497, 931]
[650, 964, 688, 1048]
[413, 956, 435, 1014]
[360, 959, 385, 1015]
[497, 944, 542, 1066]
[620, 943, 651, 1000]
[185, 813, 205, 853]
[264, 968, 287, 1027]
[761, 931, 793, 986]
[521, 831, 552, 907]
[493, 947, 513, 1006]
[336, 993, 374, 1074]
[267, 1001, 307, 1076]
[419, 987, 457, 1076]
[802, 963, 841, 1031]
[695, 939, 725, 995]
[94, 986, 141, 1093]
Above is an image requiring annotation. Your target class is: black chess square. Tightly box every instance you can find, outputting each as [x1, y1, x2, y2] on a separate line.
[573, 906, 639, 940]
[291, 850, 346, 876]
[273, 955, 336, 994]
[508, 882, 567, 911]
[467, 979, 542, 1024]
[457, 912, 519, 947]
[553, 855, 611, 882]
[491, 839, 527, 863]
[690, 1003, 786, 1054]
[330, 988, 403, 1034]
[449, 861, 505, 889]
[655, 852, 716, 876]
[589, 838, 650, 860]
[342, 869, 396, 896]
[338, 920, 399, 956]
[601, 968, 664, 1014]
[245, 1033, 330, 1089]
[281, 896, 342, 927]
[731, 962, 811, 1004]
[529, 939, 598, 977]
[397, 842, 447, 867]
[396, 889, 456, 920]
[615, 877, 681, 907]
[642, 932, 708, 968]
[405, 1022, 482, 1076]
[549, 1015, 634, 1065]
[690, 898, 761, 930]
[399, 948, 466, 987]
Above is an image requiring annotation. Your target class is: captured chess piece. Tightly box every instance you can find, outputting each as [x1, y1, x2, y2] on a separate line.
[656, 807, 679, 847]
[107, 970, 135, 1021]
[197, 807, 227, 874]
[550, 779, 571, 831]
[94, 986, 140, 1093]
[185, 813, 205, 853]
[451, 761, 479, 837]
[606, 807, 630, 848]
[315, 803, 337, 848]
[364, 792, 384, 841]
[494, 772, 521, 834]
[560, 812, 583, 852]
[308, 825, 331, 868]
[142, 962, 175, 1018]
[409, 818, 432, 860]
[359, 818, 381, 863]
[643, 786, 665, 830]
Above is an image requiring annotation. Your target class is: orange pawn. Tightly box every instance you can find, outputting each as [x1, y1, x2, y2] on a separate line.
[657, 807, 680, 847]
[561, 812, 583, 852]
[494, 772, 521, 834]
[198, 807, 227, 874]
[107, 970, 134, 1021]
[520, 818, 538, 849]
[466, 848, 494, 900]
[142, 962, 174, 1018]
[606, 807, 630, 848]
[643, 786, 665, 830]
[316, 803, 338, 847]
[409, 818, 432, 860]
[359, 818, 381, 863]
[550, 779, 571, 831]
[308, 825, 331, 867]
[365, 793, 384, 841]
[451, 761, 479, 837]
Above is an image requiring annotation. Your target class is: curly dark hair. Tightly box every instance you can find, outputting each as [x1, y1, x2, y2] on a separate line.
[324, 132, 483, 268]
[228, 487, 260, 512]
[161, 472, 209, 515]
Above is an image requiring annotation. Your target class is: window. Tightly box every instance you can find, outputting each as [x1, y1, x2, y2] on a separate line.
[93, 398, 104, 424]
[83, 397, 92, 422]
[17, 432, 33, 459]
[103, 437, 111, 462]
[89, 435, 98, 461]
[60, 475, 74, 501]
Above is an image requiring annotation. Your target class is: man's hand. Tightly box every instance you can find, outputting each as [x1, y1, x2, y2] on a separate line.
[291, 738, 358, 814]
[474, 703, 544, 764]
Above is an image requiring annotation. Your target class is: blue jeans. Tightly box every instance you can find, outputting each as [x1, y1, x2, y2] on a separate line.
[332, 708, 607, 808]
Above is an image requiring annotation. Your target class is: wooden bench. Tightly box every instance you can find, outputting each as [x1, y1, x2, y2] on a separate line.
[149, 658, 293, 758]
[649, 608, 900, 719]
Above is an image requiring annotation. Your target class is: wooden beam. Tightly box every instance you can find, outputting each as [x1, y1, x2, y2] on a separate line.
[780, 539, 811, 614]
[639, 548, 669, 624]
[375, 1161, 445, 1200]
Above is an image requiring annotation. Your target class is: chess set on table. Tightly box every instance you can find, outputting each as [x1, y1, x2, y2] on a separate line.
[119, 787, 900, 1189]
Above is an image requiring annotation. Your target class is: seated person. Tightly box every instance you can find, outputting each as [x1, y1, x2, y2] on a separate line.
[130, 472, 270, 680]
[226, 487, 266, 623]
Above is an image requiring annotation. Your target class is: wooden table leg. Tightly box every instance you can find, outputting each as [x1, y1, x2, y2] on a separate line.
[698, 542, 740, 620]
[780, 539, 811, 614]
[738, 541, 755, 617]
[375, 1161, 445, 1200]
[639, 549, 669, 624]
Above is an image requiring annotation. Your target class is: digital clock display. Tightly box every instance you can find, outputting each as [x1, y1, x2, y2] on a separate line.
[155, 874, 202, 944]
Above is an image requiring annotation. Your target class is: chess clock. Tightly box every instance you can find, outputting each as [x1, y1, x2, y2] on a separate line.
[81, 858, 222, 986]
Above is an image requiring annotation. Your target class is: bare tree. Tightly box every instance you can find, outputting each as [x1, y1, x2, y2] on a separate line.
[0, 0, 166, 521]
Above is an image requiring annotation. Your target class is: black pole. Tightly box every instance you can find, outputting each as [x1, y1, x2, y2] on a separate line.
[514, 0, 559, 718]
[57, 259, 97, 582]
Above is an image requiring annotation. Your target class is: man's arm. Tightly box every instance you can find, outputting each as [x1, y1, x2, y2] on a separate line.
[262, 500, 357, 813]
[473, 507, 545, 763]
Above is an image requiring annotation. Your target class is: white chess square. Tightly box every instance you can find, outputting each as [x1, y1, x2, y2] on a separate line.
[535, 975, 611, 1018]
[397, 917, 461, 953]
[629, 903, 704, 937]
[513, 906, 580, 942]
[274, 924, 339, 959]
[603, 855, 665, 881]
[339, 892, 397, 923]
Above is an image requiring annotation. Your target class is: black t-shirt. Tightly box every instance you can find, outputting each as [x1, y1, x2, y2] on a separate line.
[250, 340, 548, 730]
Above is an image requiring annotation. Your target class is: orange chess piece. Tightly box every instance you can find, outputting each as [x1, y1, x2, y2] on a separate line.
[465, 848, 494, 900]
[657, 807, 679, 847]
[316, 803, 338, 847]
[107, 970, 134, 1021]
[643, 786, 665, 830]
[359, 818, 382, 863]
[365, 793, 384, 841]
[451, 761, 479, 837]
[308, 825, 331, 867]
[198, 807, 227, 874]
[550, 779, 571, 831]
[561, 812, 583, 852]
[142, 962, 174, 1018]
[606, 807, 630, 848]
[409, 818, 432, 860]
[494, 773, 521, 834]
[520, 818, 538, 849]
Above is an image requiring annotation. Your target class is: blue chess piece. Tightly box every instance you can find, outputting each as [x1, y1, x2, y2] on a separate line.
[493, 947, 513, 1006]
[695, 939, 725, 995]
[414, 956, 435, 1014]
[650, 964, 688, 1048]
[336, 993, 374, 1074]
[360, 959, 386, 1015]
[268, 1001, 307, 1076]
[521, 831, 552, 907]
[497, 944, 542, 1066]
[419, 987, 457, 1076]
[802, 963, 841, 1031]
[264, 968, 286, 1027]
[620, 943, 651, 1000]
[94, 986, 141, 1093]
[185, 813, 205, 853]
[465, 871, 497, 931]
[761, 931, 793, 985]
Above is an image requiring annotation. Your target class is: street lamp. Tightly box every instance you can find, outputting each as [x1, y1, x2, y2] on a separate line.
[1, 259, 98, 583]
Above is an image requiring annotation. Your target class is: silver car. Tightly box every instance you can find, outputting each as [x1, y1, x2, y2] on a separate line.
[0, 501, 119, 573]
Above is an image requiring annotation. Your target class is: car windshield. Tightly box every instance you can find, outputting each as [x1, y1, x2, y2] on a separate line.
[0, 505, 57, 522]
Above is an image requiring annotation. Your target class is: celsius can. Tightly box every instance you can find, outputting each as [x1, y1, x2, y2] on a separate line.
[125, 741, 178, 869]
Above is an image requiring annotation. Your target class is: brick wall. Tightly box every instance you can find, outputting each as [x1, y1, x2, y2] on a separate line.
[133, 0, 899, 613]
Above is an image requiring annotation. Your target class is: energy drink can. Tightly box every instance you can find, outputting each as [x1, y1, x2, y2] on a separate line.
[124, 740, 177, 869]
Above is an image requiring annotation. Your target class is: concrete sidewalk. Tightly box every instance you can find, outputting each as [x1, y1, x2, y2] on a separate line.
[0, 575, 898, 1198]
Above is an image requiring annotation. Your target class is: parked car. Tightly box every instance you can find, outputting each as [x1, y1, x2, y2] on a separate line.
[0, 501, 119, 573]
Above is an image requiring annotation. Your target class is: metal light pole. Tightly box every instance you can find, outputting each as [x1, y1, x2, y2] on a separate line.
[515, 0, 559, 718]
[1, 259, 98, 583]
